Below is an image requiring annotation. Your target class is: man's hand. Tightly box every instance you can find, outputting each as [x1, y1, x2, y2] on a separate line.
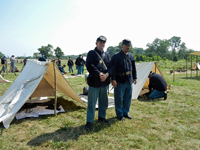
[99, 73, 109, 82]
[133, 79, 137, 84]
[112, 80, 117, 87]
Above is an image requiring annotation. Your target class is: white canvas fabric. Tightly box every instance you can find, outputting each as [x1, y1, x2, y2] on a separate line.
[109, 62, 166, 99]
[0, 75, 12, 83]
[0, 60, 85, 128]
[196, 63, 200, 70]
[132, 62, 154, 99]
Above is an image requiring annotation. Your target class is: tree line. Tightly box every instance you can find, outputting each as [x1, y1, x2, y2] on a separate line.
[106, 36, 196, 62]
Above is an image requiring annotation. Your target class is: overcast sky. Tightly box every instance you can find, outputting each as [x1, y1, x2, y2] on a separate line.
[0, 0, 199, 57]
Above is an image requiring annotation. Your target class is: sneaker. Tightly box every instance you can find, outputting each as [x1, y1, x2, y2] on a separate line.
[98, 117, 109, 123]
[164, 92, 167, 100]
[117, 116, 125, 121]
[124, 115, 132, 119]
[85, 122, 92, 130]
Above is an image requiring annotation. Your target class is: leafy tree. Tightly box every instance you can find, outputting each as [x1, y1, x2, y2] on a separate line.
[173, 55, 178, 62]
[33, 52, 40, 59]
[54, 47, 64, 58]
[106, 46, 116, 57]
[133, 48, 145, 55]
[145, 38, 170, 58]
[38, 44, 54, 58]
[169, 36, 181, 51]
[0, 51, 4, 58]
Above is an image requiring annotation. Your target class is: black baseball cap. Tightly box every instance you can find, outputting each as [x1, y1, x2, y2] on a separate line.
[122, 39, 131, 45]
[96, 36, 107, 42]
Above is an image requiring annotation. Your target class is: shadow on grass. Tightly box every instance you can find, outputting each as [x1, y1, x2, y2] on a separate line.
[180, 76, 200, 81]
[27, 116, 118, 147]
[137, 96, 166, 102]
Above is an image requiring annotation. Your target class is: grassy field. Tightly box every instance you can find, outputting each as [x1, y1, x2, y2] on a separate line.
[0, 60, 200, 150]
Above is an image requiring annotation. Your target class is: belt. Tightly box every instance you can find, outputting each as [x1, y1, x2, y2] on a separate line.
[117, 71, 131, 76]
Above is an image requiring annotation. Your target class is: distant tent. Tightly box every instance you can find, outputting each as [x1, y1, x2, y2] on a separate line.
[109, 62, 169, 99]
[0, 60, 85, 128]
[191, 63, 200, 70]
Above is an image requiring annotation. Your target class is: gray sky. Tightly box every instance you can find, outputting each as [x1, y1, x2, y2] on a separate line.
[0, 0, 199, 57]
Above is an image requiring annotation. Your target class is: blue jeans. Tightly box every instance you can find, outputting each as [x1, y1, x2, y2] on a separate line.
[77, 66, 83, 74]
[148, 89, 165, 99]
[69, 66, 73, 73]
[11, 62, 15, 72]
[82, 66, 84, 74]
[114, 81, 132, 117]
[1, 65, 5, 72]
[87, 86, 108, 122]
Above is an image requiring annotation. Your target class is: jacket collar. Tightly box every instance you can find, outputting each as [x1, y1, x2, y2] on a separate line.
[95, 47, 104, 55]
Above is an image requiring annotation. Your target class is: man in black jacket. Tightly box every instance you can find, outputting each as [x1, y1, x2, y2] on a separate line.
[75, 55, 85, 75]
[111, 39, 137, 121]
[85, 35, 112, 130]
[67, 57, 74, 73]
[148, 71, 167, 100]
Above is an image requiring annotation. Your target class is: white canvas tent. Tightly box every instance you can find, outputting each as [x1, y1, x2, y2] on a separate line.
[109, 62, 169, 99]
[0, 60, 85, 128]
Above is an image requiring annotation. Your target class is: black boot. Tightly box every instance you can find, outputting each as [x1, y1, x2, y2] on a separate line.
[85, 122, 92, 130]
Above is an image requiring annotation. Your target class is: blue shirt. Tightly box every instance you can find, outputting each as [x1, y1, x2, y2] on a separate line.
[58, 66, 65, 73]
[111, 50, 137, 84]
[86, 47, 112, 87]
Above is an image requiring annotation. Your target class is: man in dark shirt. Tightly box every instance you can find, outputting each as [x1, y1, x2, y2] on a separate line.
[1, 56, 6, 73]
[75, 55, 85, 75]
[85, 35, 112, 130]
[23, 58, 27, 66]
[38, 54, 46, 62]
[67, 57, 74, 73]
[56, 59, 61, 67]
[148, 71, 167, 100]
[58, 65, 66, 75]
[111, 39, 137, 121]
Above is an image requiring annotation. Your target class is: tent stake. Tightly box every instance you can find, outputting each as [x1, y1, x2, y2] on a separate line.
[53, 60, 57, 116]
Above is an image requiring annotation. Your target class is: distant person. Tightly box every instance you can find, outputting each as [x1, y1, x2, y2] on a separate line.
[1, 56, 6, 73]
[67, 57, 74, 73]
[38, 54, 46, 61]
[23, 58, 27, 66]
[10, 55, 15, 73]
[56, 58, 61, 67]
[81, 56, 86, 74]
[148, 71, 167, 100]
[111, 39, 137, 121]
[58, 65, 66, 75]
[75, 55, 85, 75]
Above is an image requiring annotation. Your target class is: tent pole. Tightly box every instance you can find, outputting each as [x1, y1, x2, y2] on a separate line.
[196, 55, 198, 76]
[53, 60, 57, 116]
[186, 54, 187, 78]
[191, 55, 192, 77]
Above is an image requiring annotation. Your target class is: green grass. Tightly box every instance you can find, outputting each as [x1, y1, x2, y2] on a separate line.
[0, 61, 200, 149]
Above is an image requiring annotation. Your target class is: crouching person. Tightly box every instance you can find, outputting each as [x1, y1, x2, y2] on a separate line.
[59, 65, 67, 75]
[85, 35, 111, 131]
[148, 71, 167, 100]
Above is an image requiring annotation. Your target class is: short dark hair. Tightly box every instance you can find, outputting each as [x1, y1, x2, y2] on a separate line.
[63, 65, 66, 67]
